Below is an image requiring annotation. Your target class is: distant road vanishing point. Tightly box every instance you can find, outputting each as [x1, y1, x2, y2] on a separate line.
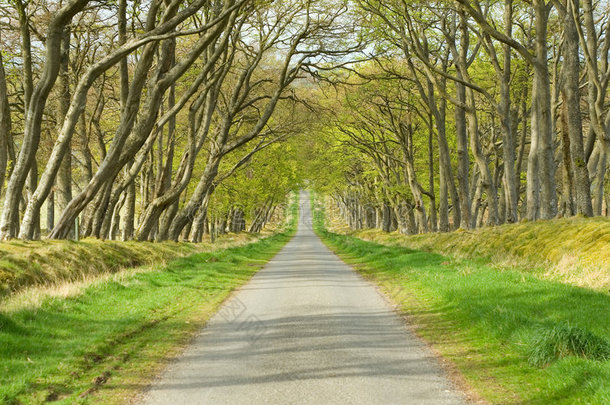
[139, 191, 467, 405]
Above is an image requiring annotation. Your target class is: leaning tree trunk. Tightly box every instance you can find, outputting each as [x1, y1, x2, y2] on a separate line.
[190, 204, 209, 243]
[55, 26, 73, 238]
[168, 153, 223, 241]
[0, 0, 89, 240]
[158, 200, 180, 241]
[592, 146, 607, 214]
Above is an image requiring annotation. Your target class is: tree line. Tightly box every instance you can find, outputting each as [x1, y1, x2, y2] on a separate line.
[2, 0, 609, 241]
[308, 0, 610, 234]
[0, 0, 355, 241]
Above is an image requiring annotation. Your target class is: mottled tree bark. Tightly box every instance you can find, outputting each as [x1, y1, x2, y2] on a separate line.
[561, 0, 593, 216]
[531, 0, 557, 219]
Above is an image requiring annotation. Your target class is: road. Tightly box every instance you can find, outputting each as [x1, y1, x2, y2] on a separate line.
[139, 191, 466, 404]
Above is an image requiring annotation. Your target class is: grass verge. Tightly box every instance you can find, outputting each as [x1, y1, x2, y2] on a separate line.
[0, 213, 296, 404]
[0, 231, 283, 298]
[313, 199, 610, 404]
[324, 199, 609, 290]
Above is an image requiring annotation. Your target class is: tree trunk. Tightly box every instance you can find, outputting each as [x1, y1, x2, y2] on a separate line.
[122, 180, 136, 240]
[427, 113, 437, 231]
[500, 0, 519, 223]
[381, 202, 392, 232]
[402, 148, 428, 233]
[593, 147, 607, 215]
[454, 82, 471, 229]
[517, 87, 529, 219]
[455, 9, 498, 226]
[191, 205, 208, 242]
[110, 192, 126, 240]
[46, 191, 55, 232]
[562, 0, 593, 216]
[0, 49, 10, 198]
[56, 26, 73, 235]
[0, 0, 89, 239]
[454, 12, 472, 229]
[530, 0, 557, 220]
[559, 99, 575, 216]
[157, 200, 179, 241]
[465, 88, 498, 226]
[27, 164, 40, 238]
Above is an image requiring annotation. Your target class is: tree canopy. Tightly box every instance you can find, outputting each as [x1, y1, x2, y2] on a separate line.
[0, 0, 608, 241]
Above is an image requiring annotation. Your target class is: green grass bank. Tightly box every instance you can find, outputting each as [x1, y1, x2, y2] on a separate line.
[328, 210, 610, 290]
[0, 208, 296, 404]
[0, 229, 287, 299]
[314, 200, 610, 404]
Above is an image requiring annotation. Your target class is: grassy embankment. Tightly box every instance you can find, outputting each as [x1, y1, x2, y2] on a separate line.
[0, 231, 277, 301]
[314, 198, 610, 404]
[326, 203, 609, 290]
[0, 203, 297, 404]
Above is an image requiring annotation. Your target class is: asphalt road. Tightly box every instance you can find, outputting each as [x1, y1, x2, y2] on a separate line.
[139, 191, 467, 404]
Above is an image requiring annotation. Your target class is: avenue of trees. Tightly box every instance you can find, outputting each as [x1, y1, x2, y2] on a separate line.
[309, 0, 610, 234]
[1, 0, 609, 242]
[0, 0, 354, 241]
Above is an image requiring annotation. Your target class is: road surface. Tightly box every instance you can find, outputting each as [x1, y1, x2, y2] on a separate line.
[139, 191, 466, 404]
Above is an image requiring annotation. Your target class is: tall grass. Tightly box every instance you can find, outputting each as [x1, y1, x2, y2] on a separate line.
[528, 323, 610, 367]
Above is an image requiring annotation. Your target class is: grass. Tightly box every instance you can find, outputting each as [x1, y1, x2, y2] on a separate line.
[312, 199, 610, 404]
[0, 232, 277, 298]
[0, 233, 275, 314]
[528, 323, 610, 368]
[0, 239, 195, 296]
[327, 205, 610, 290]
[0, 204, 297, 404]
